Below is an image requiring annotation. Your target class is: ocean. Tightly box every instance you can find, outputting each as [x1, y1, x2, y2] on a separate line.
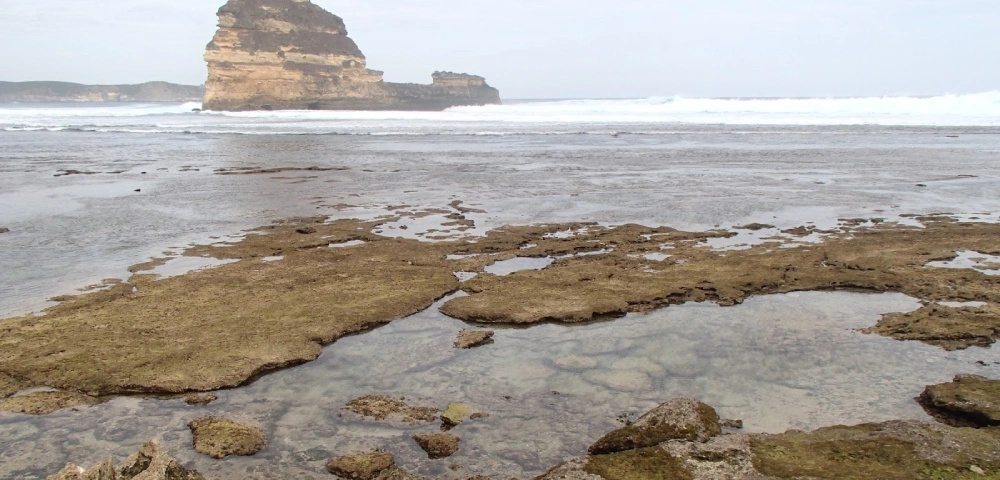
[1, 94, 1000, 478]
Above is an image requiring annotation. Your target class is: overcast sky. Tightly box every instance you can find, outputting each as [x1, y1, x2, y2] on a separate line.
[1, 0, 998, 98]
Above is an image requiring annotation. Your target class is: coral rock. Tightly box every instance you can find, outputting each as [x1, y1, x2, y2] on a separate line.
[326, 451, 395, 480]
[588, 398, 722, 455]
[413, 433, 461, 459]
[188, 417, 265, 459]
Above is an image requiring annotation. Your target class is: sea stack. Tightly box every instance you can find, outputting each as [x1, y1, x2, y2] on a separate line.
[202, 0, 501, 111]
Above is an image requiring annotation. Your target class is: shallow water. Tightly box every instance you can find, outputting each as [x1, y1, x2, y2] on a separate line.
[3, 126, 1000, 317]
[2, 291, 997, 479]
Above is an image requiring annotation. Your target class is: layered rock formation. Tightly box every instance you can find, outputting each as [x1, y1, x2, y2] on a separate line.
[0, 81, 203, 102]
[203, 0, 501, 111]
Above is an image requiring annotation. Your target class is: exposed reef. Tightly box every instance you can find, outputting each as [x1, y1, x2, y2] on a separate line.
[202, 0, 501, 111]
[537, 398, 1000, 480]
[1, 215, 999, 406]
[47, 441, 205, 480]
[0, 81, 203, 103]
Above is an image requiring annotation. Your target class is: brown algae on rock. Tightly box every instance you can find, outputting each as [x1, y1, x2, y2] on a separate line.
[326, 451, 395, 480]
[346, 395, 438, 424]
[583, 447, 694, 480]
[1, 216, 999, 404]
[454, 329, 495, 349]
[0, 391, 102, 415]
[413, 433, 460, 459]
[750, 420, 1000, 479]
[188, 417, 265, 459]
[589, 398, 722, 455]
[919, 375, 1000, 428]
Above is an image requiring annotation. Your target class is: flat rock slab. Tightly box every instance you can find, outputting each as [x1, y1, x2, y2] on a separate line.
[0, 391, 102, 415]
[188, 417, 265, 459]
[588, 398, 721, 455]
[346, 395, 438, 424]
[919, 374, 1000, 427]
[454, 329, 494, 349]
[413, 433, 460, 459]
[326, 452, 395, 480]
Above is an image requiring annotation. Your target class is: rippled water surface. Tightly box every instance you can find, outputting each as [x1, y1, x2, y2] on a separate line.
[1, 292, 998, 479]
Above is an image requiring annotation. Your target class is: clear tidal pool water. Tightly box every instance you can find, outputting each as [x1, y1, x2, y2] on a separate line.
[2, 291, 997, 480]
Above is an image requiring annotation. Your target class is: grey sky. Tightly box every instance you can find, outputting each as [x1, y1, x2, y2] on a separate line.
[1, 0, 997, 98]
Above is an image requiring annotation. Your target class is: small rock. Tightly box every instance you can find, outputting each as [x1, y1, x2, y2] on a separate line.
[455, 330, 494, 349]
[326, 451, 395, 480]
[188, 417, 265, 459]
[721, 419, 744, 429]
[413, 433, 460, 459]
[184, 394, 218, 406]
[296, 226, 317, 235]
[441, 403, 473, 428]
[0, 227, 9, 234]
[470, 412, 490, 420]
[916, 184, 928, 187]
[588, 398, 722, 455]
[134, 189, 141, 192]
[971, 465, 986, 475]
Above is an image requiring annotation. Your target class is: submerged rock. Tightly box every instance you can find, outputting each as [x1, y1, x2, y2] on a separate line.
[588, 398, 722, 455]
[454, 329, 495, 349]
[441, 402, 473, 428]
[188, 417, 265, 459]
[47, 441, 205, 480]
[919, 374, 1000, 427]
[183, 393, 218, 406]
[0, 391, 102, 415]
[413, 433, 460, 459]
[202, 0, 500, 111]
[346, 395, 438, 424]
[584, 447, 693, 480]
[326, 451, 395, 480]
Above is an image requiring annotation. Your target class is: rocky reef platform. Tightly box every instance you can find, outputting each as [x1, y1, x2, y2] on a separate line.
[202, 0, 501, 112]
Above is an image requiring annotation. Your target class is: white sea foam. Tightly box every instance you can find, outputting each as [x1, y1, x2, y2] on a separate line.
[1, 93, 999, 135]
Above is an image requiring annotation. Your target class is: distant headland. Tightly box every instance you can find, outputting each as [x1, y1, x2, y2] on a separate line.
[201, 0, 502, 111]
[0, 81, 204, 103]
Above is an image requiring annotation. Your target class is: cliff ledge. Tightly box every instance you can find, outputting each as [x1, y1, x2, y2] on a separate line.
[203, 0, 501, 111]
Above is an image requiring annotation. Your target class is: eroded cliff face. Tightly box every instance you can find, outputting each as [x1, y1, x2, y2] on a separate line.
[203, 0, 501, 111]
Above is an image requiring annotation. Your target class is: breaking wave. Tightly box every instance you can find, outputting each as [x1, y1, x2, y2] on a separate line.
[1, 93, 999, 135]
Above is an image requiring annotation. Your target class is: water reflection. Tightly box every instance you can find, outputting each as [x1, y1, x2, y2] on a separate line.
[2, 292, 997, 479]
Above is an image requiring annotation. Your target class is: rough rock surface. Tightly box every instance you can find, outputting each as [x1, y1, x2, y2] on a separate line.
[326, 451, 395, 480]
[441, 402, 473, 428]
[346, 395, 438, 424]
[588, 398, 722, 455]
[183, 393, 218, 406]
[413, 433, 461, 459]
[47, 441, 205, 480]
[188, 417, 265, 459]
[202, 0, 501, 111]
[454, 329, 494, 349]
[918, 374, 1000, 427]
[0, 391, 102, 415]
[3, 217, 1000, 405]
[538, 406, 1000, 479]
